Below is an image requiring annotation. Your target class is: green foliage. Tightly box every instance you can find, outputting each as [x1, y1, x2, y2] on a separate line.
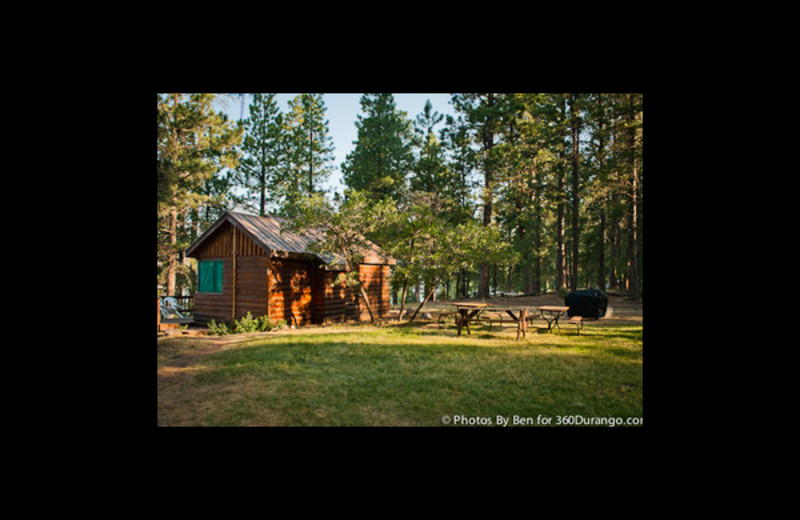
[278, 94, 334, 217]
[157, 93, 243, 295]
[157, 92, 643, 302]
[289, 191, 378, 271]
[341, 93, 415, 202]
[265, 317, 287, 331]
[207, 319, 229, 336]
[234, 312, 259, 333]
[237, 93, 283, 216]
[157, 93, 242, 210]
[207, 313, 286, 336]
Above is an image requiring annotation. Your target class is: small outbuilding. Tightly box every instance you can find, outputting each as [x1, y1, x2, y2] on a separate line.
[185, 211, 394, 325]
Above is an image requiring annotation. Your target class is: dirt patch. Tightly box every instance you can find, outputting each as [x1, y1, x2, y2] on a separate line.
[158, 324, 382, 369]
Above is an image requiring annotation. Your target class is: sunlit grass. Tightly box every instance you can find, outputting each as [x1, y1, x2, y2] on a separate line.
[157, 322, 643, 427]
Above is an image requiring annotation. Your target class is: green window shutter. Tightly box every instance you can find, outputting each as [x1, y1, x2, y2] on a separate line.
[199, 260, 224, 294]
[198, 260, 213, 293]
[213, 260, 224, 293]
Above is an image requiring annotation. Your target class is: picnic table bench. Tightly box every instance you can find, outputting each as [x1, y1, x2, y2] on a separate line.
[567, 315, 583, 334]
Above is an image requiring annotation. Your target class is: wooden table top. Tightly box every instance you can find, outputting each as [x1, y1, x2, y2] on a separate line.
[454, 302, 489, 308]
[537, 305, 569, 312]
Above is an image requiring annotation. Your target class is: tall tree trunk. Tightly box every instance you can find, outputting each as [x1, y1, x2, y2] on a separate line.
[596, 100, 607, 292]
[598, 202, 606, 291]
[166, 93, 180, 297]
[532, 160, 541, 294]
[478, 93, 495, 299]
[397, 278, 409, 321]
[359, 284, 375, 323]
[609, 220, 618, 291]
[627, 94, 641, 300]
[167, 204, 177, 296]
[556, 96, 567, 291]
[569, 93, 581, 291]
[514, 221, 524, 294]
[309, 125, 314, 194]
[260, 148, 267, 216]
[556, 162, 566, 291]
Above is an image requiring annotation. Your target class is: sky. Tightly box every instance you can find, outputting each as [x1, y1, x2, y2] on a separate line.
[213, 93, 457, 199]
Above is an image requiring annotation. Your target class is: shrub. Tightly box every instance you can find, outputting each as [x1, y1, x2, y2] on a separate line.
[255, 315, 286, 332]
[207, 314, 287, 336]
[234, 312, 258, 334]
[207, 319, 229, 336]
[256, 315, 272, 332]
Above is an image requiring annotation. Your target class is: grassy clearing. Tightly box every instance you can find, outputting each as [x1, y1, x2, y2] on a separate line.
[157, 320, 642, 427]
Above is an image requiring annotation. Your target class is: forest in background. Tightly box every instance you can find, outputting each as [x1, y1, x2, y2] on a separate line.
[156, 93, 643, 303]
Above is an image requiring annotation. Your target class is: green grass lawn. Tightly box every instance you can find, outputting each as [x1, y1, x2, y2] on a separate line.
[157, 321, 643, 427]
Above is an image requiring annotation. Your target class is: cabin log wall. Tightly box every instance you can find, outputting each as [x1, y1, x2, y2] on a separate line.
[358, 264, 391, 321]
[268, 258, 318, 326]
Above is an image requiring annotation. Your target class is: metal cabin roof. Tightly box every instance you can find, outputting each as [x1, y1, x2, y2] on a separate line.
[230, 211, 321, 257]
[185, 211, 394, 266]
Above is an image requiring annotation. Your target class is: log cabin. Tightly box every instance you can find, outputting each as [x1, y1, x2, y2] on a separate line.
[185, 211, 394, 325]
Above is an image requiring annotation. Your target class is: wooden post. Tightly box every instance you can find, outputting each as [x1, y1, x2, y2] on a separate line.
[157, 296, 161, 334]
[232, 226, 237, 322]
[266, 257, 271, 321]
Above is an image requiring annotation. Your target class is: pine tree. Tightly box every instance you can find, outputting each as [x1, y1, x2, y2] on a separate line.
[341, 93, 415, 203]
[440, 114, 476, 224]
[280, 93, 334, 216]
[410, 99, 450, 195]
[237, 93, 283, 216]
[157, 93, 242, 295]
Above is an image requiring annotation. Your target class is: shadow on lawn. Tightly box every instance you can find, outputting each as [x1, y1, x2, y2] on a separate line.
[159, 320, 643, 377]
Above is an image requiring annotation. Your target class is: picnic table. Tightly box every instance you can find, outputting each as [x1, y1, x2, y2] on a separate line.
[453, 303, 531, 340]
[536, 305, 570, 332]
[453, 303, 488, 336]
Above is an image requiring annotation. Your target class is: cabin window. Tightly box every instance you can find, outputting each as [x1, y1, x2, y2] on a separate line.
[198, 260, 223, 294]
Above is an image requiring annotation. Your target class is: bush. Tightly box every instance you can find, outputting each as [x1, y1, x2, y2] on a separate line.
[207, 314, 286, 336]
[255, 315, 286, 332]
[234, 312, 258, 334]
[207, 319, 229, 336]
